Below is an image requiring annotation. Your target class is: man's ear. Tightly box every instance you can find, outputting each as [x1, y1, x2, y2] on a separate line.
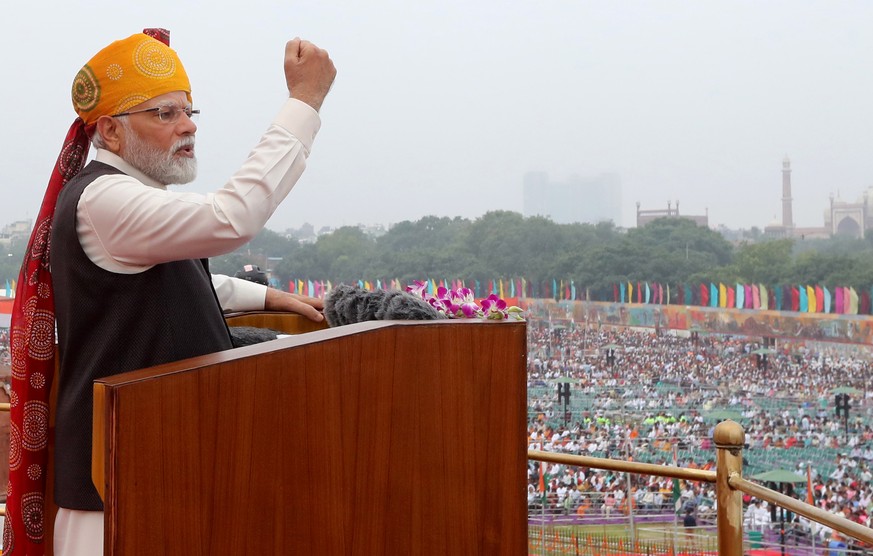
[95, 116, 124, 154]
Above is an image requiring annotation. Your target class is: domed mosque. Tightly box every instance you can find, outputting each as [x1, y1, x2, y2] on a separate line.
[764, 156, 872, 239]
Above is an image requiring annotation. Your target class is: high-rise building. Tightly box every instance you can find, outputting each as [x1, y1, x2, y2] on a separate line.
[522, 172, 621, 225]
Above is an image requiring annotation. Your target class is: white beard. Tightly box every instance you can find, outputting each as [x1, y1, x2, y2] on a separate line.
[122, 128, 197, 185]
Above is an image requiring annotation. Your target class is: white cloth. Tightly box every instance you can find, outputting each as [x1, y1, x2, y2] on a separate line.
[77, 98, 320, 311]
[54, 509, 103, 556]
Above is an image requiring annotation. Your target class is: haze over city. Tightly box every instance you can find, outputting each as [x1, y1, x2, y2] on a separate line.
[2, 1, 873, 233]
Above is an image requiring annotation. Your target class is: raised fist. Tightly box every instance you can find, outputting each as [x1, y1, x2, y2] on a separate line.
[284, 38, 336, 112]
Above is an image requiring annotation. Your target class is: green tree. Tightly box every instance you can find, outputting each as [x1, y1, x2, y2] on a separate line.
[729, 239, 794, 284]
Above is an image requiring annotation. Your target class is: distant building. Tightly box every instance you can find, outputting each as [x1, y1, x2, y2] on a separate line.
[0, 220, 31, 247]
[765, 156, 801, 238]
[358, 223, 387, 239]
[285, 222, 387, 244]
[635, 201, 708, 228]
[523, 171, 621, 225]
[823, 190, 873, 239]
[764, 156, 871, 239]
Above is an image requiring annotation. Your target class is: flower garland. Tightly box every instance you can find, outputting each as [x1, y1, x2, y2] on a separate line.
[406, 281, 524, 320]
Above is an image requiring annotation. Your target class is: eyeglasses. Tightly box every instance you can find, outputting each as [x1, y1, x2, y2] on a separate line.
[111, 105, 200, 124]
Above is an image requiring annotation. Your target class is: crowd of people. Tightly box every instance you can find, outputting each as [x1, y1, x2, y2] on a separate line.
[1, 309, 871, 548]
[0, 329, 8, 367]
[526, 319, 873, 549]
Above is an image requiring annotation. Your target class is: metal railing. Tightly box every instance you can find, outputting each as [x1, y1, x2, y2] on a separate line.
[529, 420, 873, 555]
[0, 406, 870, 548]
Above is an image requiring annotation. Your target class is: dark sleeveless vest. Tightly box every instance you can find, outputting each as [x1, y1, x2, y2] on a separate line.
[51, 161, 233, 510]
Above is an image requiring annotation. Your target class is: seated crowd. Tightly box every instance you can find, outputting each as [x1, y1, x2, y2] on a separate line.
[526, 320, 873, 541]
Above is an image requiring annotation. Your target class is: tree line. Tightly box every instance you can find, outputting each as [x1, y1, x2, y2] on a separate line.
[210, 212, 873, 296]
[2, 211, 873, 296]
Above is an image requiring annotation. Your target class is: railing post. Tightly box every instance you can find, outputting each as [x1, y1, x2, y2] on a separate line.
[714, 420, 744, 556]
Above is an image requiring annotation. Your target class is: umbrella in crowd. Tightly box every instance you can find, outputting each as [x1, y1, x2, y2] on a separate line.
[703, 409, 744, 422]
[831, 386, 862, 395]
[750, 469, 806, 484]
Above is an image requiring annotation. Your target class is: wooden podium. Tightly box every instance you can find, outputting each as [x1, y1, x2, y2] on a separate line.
[91, 318, 528, 555]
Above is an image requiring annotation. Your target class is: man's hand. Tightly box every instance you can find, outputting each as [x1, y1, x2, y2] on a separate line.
[265, 287, 325, 323]
[285, 38, 336, 112]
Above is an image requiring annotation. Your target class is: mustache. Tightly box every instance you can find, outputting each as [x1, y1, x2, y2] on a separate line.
[173, 136, 195, 152]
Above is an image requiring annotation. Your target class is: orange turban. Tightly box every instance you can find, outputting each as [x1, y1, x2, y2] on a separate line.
[71, 32, 191, 125]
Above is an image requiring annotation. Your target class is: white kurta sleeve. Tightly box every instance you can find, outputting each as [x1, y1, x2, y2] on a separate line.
[77, 98, 320, 274]
[212, 274, 268, 312]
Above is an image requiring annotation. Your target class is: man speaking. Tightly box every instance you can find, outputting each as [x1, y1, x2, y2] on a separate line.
[6, 28, 335, 555]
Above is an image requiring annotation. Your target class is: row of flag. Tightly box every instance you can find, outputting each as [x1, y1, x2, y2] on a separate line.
[287, 277, 586, 300]
[614, 281, 872, 315]
[286, 277, 873, 315]
[3, 279, 15, 298]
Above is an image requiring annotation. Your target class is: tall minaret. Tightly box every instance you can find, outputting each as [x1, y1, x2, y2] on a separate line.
[782, 155, 794, 230]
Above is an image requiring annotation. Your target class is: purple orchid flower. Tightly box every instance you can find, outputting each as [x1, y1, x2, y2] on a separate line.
[405, 282, 524, 321]
[406, 280, 428, 299]
[481, 294, 508, 320]
[448, 287, 482, 318]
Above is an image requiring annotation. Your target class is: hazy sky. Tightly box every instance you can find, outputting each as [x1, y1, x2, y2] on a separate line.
[3, 1, 873, 233]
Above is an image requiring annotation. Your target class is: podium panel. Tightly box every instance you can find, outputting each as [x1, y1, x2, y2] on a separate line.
[93, 319, 527, 555]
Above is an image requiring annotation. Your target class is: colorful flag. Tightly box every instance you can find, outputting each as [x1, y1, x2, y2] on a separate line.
[759, 284, 769, 311]
[807, 465, 814, 506]
[672, 444, 681, 513]
[620, 282, 626, 303]
[710, 283, 718, 308]
[645, 282, 651, 304]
